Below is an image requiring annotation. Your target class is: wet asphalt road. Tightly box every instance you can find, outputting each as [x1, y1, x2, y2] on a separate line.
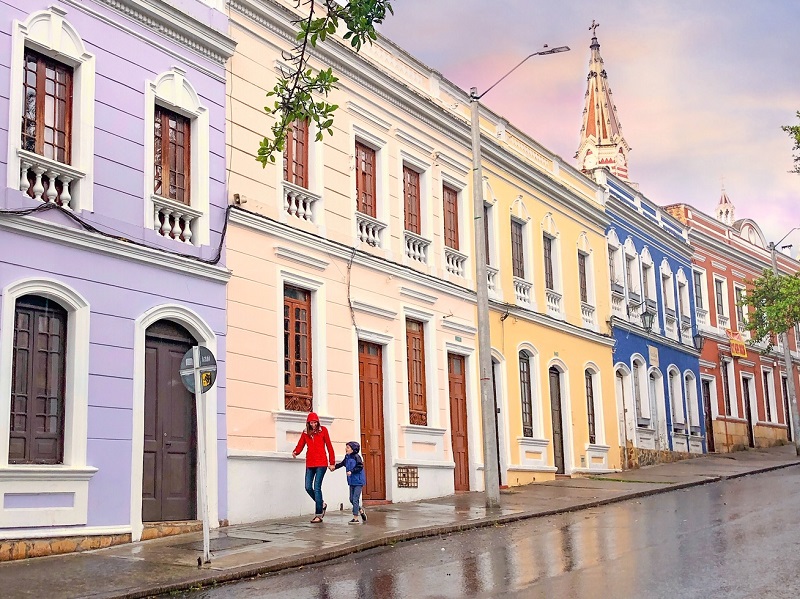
[177, 467, 800, 599]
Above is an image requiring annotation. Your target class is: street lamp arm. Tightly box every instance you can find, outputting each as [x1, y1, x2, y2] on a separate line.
[475, 46, 570, 100]
[769, 225, 800, 250]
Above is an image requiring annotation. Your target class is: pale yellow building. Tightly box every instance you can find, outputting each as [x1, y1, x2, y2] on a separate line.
[476, 118, 620, 483]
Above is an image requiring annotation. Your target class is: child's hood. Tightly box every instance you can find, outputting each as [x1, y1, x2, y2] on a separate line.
[347, 441, 361, 454]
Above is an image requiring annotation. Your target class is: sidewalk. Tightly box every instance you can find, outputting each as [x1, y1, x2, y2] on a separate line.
[4, 446, 799, 599]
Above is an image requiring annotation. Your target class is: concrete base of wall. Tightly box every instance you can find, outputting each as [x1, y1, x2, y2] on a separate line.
[0, 533, 131, 562]
[711, 420, 789, 452]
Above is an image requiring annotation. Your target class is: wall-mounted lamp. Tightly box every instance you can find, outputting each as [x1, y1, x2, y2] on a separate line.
[692, 333, 705, 351]
[627, 300, 655, 333]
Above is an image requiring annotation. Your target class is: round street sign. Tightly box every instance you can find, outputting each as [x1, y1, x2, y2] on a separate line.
[180, 346, 218, 394]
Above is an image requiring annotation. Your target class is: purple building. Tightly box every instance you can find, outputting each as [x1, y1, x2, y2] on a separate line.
[0, 0, 234, 548]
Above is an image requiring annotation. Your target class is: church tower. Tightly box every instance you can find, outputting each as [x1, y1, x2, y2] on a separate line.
[576, 21, 631, 181]
[715, 186, 735, 226]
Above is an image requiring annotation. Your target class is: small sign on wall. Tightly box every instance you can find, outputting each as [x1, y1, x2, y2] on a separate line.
[648, 345, 659, 368]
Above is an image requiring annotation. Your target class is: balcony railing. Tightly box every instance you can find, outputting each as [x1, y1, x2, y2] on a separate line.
[18, 149, 84, 211]
[487, 265, 499, 297]
[696, 306, 709, 327]
[513, 277, 532, 306]
[444, 247, 467, 277]
[581, 302, 596, 329]
[404, 230, 430, 264]
[356, 212, 386, 247]
[611, 292, 625, 317]
[546, 288, 562, 318]
[152, 194, 202, 244]
[283, 181, 321, 223]
[717, 314, 730, 331]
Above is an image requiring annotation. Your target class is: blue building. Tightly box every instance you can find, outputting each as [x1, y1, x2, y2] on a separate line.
[576, 30, 704, 460]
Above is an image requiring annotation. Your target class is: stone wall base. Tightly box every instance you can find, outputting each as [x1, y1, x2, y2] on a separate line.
[711, 420, 789, 453]
[0, 519, 227, 562]
[620, 444, 696, 469]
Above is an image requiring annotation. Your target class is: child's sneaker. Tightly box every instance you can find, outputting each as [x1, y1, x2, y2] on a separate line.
[360, 509, 367, 523]
[348, 518, 360, 524]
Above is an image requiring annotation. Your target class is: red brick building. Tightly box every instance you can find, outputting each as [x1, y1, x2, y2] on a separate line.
[667, 193, 800, 451]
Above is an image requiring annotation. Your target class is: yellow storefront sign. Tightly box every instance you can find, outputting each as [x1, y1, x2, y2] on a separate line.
[725, 329, 748, 358]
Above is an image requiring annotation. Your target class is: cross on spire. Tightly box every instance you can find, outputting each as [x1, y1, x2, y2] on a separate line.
[590, 20, 600, 35]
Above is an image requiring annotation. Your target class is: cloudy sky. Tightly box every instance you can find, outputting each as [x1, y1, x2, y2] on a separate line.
[379, 0, 800, 250]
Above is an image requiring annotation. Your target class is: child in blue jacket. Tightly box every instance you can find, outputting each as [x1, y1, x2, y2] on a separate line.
[332, 441, 367, 524]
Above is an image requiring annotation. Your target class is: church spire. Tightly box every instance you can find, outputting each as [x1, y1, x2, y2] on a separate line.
[576, 21, 631, 181]
[715, 185, 735, 226]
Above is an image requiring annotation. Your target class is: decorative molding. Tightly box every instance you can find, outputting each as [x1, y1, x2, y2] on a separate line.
[517, 437, 550, 448]
[400, 425, 447, 437]
[346, 101, 392, 131]
[0, 524, 131, 541]
[0, 211, 229, 282]
[274, 245, 329, 271]
[434, 151, 470, 177]
[227, 449, 295, 462]
[731, 270, 746, 280]
[400, 286, 437, 305]
[444, 341, 474, 355]
[0, 466, 97, 482]
[280, 269, 324, 291]
[273, 411, 334, 427]
[441, 319, 477, 336]
[86, 0, 236, 65]
[711, 261, 727, 271]
[392, 460, 455, 470]
[699, 359, 717, 369]
[404, 306, 435, 322]
[739, 359, 756, 367]
[350, 300, 398, 320]
[395, 128, 435, 156]
[357, 329, 394, 345]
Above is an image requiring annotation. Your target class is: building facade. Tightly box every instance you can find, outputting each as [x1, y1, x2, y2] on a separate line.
[575, 31, 703, 463]
[225, 0, 488, 522]
[0, 0, 234, 550]
[667, 194, 800, 451]
[478, 120, 619, 484]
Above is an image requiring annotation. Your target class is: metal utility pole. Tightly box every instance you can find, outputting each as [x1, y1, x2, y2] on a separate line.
[769, 238, 800, 455]
[469, 45, 569, 509]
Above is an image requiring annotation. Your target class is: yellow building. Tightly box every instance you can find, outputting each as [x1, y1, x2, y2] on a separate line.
[477, 118, 620, 484]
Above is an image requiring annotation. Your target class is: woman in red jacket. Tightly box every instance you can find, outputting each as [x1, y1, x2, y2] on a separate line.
[292, 412, 335, 523]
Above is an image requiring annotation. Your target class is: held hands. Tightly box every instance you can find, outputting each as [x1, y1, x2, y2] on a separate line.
[346, 471, 352, 476]
[291, 451, 297, 458]
[328, 465, 335, 471]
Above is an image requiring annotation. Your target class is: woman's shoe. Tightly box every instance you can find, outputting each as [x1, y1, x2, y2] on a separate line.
[310, 516, 323, 523]
[348, 518, 360, 524]
[360, 509, 367, 523]
[322, 502, 327, 517]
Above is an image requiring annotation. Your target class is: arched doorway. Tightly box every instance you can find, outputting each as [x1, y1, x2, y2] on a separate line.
[142, 320, 197, 522]
[548, 366, 565, 474]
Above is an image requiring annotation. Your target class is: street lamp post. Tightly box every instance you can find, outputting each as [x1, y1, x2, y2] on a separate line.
[768, 227, 800, 455]
[470, 45, 570, 508]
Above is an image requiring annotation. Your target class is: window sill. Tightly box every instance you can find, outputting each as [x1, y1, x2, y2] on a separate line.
[0, 465, 97, 482]
[273, 410, 334, 428]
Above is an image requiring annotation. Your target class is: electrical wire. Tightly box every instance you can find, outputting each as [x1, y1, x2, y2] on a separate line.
[0, 201, 231, 266]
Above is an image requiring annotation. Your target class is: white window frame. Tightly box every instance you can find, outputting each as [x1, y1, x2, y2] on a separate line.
[276, 270, 327, 416]
[584, 364, 605, 445]
[733, 284, 747, 333]
[352, 127, 389, 247]
[685, 372, 700, 429]
[399, 152, 432, 238]
[623, 238, 640, 299]
[713, 276, 729, 321]
[143, 68, 210, 246]
[607, 229, 623, 288]
[0, 278, 95, 528]
[761, 368, 777, 424]
[668, 367, 685, 429]
[577, 233, 595, 307]
[632, 356, 650, 421]
[440, 173, 469, 258]
[403, 307, 438, 428]
[693, 268, 707, 311]
[641, 247, 656, 302]
[6, 7, 96, 211]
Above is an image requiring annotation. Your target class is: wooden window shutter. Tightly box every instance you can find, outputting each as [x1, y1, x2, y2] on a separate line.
[403, 166, 421, 234]
[355, 142, 376, 217]
[443, 185, 459, 250]
[284, 286, 313, 412]
[406, 320, 427, 425]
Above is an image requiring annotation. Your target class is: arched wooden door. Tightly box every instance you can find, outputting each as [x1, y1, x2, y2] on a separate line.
[142, 320, 196, 522]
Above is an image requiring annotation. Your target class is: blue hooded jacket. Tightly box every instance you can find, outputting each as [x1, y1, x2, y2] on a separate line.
[334, 441, 366, 486]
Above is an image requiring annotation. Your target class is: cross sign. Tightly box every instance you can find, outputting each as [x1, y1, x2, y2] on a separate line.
[590, 20, 600, 35]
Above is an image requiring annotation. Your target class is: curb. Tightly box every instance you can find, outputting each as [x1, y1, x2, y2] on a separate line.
[115, 460, 800, 599]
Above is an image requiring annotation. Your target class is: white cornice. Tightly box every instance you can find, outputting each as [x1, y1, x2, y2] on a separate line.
[231, 207, 476, 302]
[441, 318, 477, 336]
[0, 214, 230, 282]
[274, 245, 329, 271]
[346, 101, 392, 131]
[610, 317, 700, 357]
[83, 0, 236, 65]
[495, 302, 615, 347]
[351, 300, 397, 320]
[395, 128, 435, 156]
[606, 197, 693, 261]
[399, 286, 437, 305]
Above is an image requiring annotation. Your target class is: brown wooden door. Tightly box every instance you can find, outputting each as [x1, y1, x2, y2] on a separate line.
[742, 377, 755, 448]
[701, 379, 715, 452]
[448, 353, 470, 492]
[143, 321, 196, 522]
[549, 367, 565, 474]
[359, 341, 386, 500]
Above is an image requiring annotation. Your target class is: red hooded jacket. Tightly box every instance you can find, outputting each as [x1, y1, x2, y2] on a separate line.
[293, 412, 335, 468]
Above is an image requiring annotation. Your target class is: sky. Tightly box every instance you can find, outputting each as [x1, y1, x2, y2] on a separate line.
[378, 0, 800, 252]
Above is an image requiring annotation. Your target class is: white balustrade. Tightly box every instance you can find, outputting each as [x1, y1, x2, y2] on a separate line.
[546, 289, 562, 317]
[487, 266, 499, 297]
[513, 277, 532, 306]
[696, 306, 709, 327]
[18, 149, 84, 210]
[404, 230, 431, 264]
[444, 247, 467, 277]
[283, 181, 320, 223]
[581, 303, 596, 329]
[717, 314, 730, 331]
[152, 194, 202, 244]
[356, 212, 386, 247]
